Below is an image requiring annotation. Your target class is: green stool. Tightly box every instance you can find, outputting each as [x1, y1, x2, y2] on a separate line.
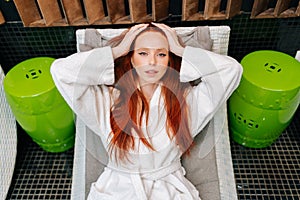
[228, 50, 300, 148]
[4, 57, 75, 153]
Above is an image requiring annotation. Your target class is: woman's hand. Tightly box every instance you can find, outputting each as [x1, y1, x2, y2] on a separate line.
[112, 23, 149, 59]
[151, 22, 184, 57]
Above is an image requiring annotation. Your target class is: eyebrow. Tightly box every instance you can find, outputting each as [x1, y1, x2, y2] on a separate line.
[135, 48, 168, 51]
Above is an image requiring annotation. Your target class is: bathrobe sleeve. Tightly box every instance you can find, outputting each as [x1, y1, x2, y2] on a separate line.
[180, 46, 243, 137]
[50, 46, 114, 137]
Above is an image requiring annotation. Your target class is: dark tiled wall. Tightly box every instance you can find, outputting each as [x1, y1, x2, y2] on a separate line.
[0, 14, 299, 74]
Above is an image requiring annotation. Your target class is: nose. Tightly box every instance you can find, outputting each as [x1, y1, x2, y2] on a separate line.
[149, 53, 156, 66]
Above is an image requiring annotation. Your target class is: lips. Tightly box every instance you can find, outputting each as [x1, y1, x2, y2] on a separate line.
[145, 70, 158, 74]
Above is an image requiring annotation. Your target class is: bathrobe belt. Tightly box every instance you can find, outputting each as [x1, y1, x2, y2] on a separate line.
[107, 161, 194, 200]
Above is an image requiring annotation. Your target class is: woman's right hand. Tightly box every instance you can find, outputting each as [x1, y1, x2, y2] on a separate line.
[151, 22, 184, 57]
[111, 23, 149, 59]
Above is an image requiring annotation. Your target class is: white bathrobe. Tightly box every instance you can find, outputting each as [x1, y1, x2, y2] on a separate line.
[50, 46, 242, 200]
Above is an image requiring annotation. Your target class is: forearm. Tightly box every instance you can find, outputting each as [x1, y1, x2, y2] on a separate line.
[180, 46, 242, 84]
[50, 47, 115, 110]
[181, 46, 243, 136]
[111, 46, 124, 60]
[50, 47, 115, 86]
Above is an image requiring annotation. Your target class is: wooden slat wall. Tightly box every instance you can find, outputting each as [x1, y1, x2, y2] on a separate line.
[251, 0, 300, 19]
[297, 1, 300, 16]
[60, 0, 87, 25]
[251, 0, 269, 18]
[106, 0, 127, 23]
[13, 0, 160, 27]
[83, 0, 109, 24]
[204, 0, 224, 19]
[12, 0, 300, 27]
[14, 0, 42, 27]
[0, 10, 5, 25]
[129, 0, 151, 23]
[83, 0, 107, 25]
[182, 0, 203, 21]
[274, 0, 292, 17]
[152, 0, 170, 21]
[226, 0, 243, 19]
[182, 0, 242, 21]
[37, 0, 66, 26]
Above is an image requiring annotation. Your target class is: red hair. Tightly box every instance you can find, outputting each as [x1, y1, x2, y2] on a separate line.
[108, 24, 194, 161]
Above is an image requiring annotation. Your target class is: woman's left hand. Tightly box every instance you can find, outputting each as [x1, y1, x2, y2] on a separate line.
[151, 22, 184, 57]
[112, 23, 149, 59]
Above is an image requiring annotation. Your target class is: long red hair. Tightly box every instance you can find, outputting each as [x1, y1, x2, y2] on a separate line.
[107, 24, 194, 161]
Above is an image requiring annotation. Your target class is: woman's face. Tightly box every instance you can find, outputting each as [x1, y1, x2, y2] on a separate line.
[131, 31, 169, 86]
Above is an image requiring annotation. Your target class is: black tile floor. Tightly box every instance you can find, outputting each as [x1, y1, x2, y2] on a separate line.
[232, 108, 300, 200]
[6, 108, 300, 200]
[6, 129, 74, 200]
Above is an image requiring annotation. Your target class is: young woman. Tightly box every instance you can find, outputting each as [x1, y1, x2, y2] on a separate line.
[51, 23, 242, 200]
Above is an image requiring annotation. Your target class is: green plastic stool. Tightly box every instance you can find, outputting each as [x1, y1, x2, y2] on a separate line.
[228, 50, 300, 148]
[4, 57, 75, 153]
